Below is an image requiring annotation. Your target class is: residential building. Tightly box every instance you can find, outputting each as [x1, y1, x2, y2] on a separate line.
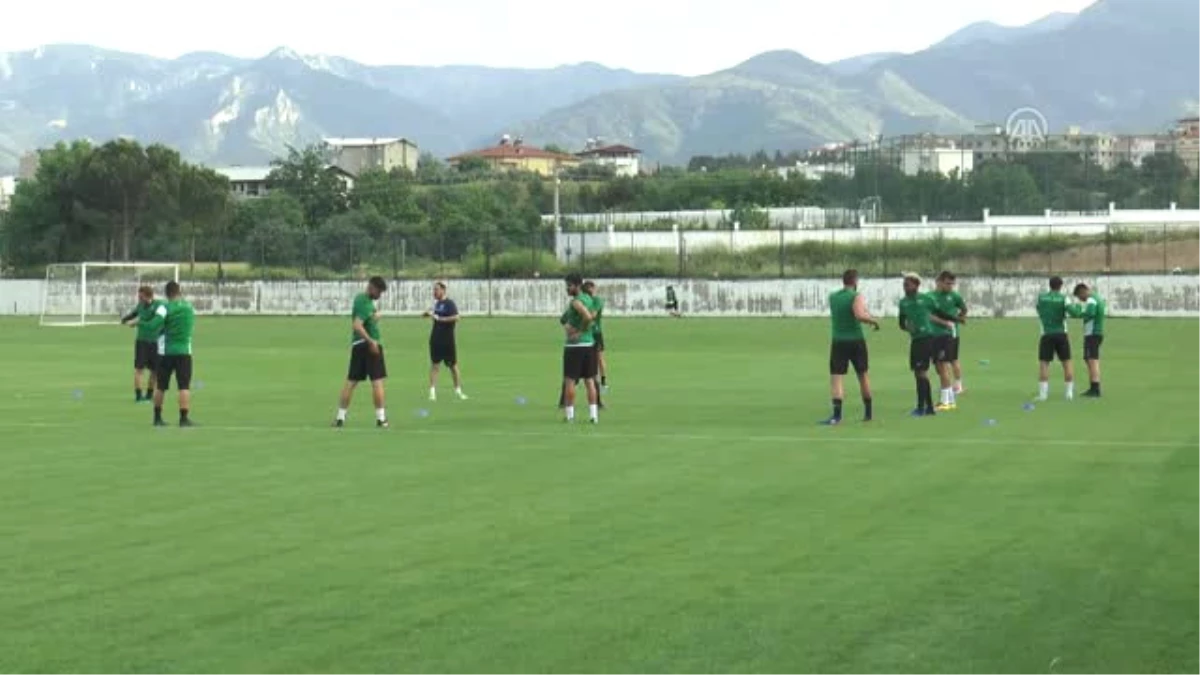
[17, 151, 39, 181]
[0, 176, 15, 211]
[447, 136, 580, 177]
[322, 137, 419, 176]
[576, 139, 641, 176]
[776, 163, 855, 180]
[1113, 135, 1160, 168]
[214, 165, 355, 199]
[899, 144, 974, 177]
[1173, 117, 1200, 175]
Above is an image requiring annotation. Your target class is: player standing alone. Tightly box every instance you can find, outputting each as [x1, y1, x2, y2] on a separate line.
[153, 281, 196, 427]
[121, 285, 166, 402]
[898, 273, 955, 417]
[1073, 283, 1106, 397]
[825, 269, 880, 425]
[561, 273, 600, 424]
[334, 276, 389, 428]
[665, 285, 681, 317]
[425, 281, 467, 402]
[933, 271, 968, 394]
[1036, 276, 1081, 401]
[929, 271, 965, 411]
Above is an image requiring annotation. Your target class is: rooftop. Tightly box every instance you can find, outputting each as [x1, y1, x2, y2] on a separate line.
[214, 166, 273, 182]
[578, 143, 642, 157]
[323, 137, 413, 147]
[449, 141, 578, 162]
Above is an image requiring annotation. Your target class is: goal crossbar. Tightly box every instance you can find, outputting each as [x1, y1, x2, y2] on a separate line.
[41, 262, 181, 327]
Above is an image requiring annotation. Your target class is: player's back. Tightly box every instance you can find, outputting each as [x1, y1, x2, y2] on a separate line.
[828, 288, 863, 341]
[1036, 291, 1069, 335]
[163, 299, 196, 356]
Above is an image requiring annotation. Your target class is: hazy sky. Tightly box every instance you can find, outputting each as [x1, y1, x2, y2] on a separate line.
[3, 0, 1096, 75]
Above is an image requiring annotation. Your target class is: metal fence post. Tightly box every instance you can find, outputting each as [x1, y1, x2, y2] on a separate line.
[1105, 224, 1113, 271]
[778, 225, 784, 279]
[882, 227, 890, 278]
[1163, 222, 1169, 273]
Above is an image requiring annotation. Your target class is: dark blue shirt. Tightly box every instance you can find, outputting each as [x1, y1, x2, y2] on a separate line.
[431, 298, 458, 342]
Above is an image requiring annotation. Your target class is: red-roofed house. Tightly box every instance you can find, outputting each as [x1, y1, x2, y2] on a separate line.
[447, 136, 580, 177]
[576, 139, 642, 176]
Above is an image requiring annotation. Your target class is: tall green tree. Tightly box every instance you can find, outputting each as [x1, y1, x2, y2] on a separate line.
[267, 145, 349, 228]
[179, 165, 231, 274]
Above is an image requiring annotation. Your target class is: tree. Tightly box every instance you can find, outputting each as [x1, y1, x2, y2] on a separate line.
[543, 143, 570, 155]
[267, 145, 349, 228]
[83, 139, 154, 261]
[179, 165, 231, 274]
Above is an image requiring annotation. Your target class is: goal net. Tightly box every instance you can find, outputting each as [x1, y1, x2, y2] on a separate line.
[41, 263, 180, 327]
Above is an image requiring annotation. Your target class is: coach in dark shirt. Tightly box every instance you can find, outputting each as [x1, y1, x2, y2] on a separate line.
[425, 281, 467, 401]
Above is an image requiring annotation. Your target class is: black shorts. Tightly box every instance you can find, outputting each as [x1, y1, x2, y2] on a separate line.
[1083, 335, 1103, 360]
[430, 339, 457, 366]
[1038, 333, 1071, 362]
[930, 335, 954, 364]
[945, 336, 961, 362]
[348, 342, 388, 382]
[909, 337, 933, 372]
[594, 331, 606, 351]
[134, 340, 160, 371]
[563, 346, 598, 381]
[156, 355, 193, 391]
[665, 302, 679, 312]
[830, 339, 869, 376]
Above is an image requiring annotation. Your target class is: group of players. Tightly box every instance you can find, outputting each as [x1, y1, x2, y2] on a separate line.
[120, 268, 1106, 429]
[824, 268, 1107, 425]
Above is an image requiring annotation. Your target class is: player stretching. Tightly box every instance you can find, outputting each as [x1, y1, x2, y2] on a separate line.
[153, 281, 196, 427]
[583, 280, 608, 392]
[1072, 283, 1106, 397]
[334, 276, 389, 428]
[898, 273, 954, 417]
[825, 269, 880, 425]
[929, 271, 965, 411]
[561, 273, 599, 424]
[933, 271, 968, 394]
[1036, 276, 1081, 401]
[425, 281, 466, 401]
[121, 285, 166, 402]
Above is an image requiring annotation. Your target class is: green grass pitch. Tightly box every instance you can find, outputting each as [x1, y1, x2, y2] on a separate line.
[0, 315, 1196, 673]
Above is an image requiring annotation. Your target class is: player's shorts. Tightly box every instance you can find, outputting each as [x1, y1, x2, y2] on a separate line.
[1083, 335, 1103, 360]
[1038, 333, 1071, 362]
[563, 346, 598, 381]
[348, 342, 388, 382]
[665, 301, 679, 312]
[594, 331, 606, 351]
[156, 355, 193, 391]
[945, 336, 961, 362]
[134, 340, 160, 371]
[909, 337, 933, 372]
[930, 335, 954, 363]
[829, 339, 869, 376]
[429, 339, 457, 366]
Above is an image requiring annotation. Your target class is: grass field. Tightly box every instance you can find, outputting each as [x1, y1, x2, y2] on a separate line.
[0, 315, 1196, 673]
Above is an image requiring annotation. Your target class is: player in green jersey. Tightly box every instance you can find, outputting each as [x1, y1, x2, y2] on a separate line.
[1036, 276, 1083, 401]
[898, 273, 956, 417]
[334, 276, 389, 428]
[929, 271, 967, 411]
[934, 271, 969, 395]
[665, 285, 680, 317]
[152, 281, 196, 427]
[561, 273, 600, 423]
[583, 281, 609, 391]
[825, 269, 881, 425]
[121, 285, 167, 402]
[1073, 283, 1106, 397]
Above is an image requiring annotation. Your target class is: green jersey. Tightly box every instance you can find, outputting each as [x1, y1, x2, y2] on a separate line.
[666, 287, 677, 304]
[135, 299, 167, 343]
[563, 293, 597, 347]
[1036, 290, 1080, 335]
[829, 288, 864, 342]
[351, 292, 381, 345]
[162, 299, 195, 356]
[929, 290, 964, 337]
[1079, 294, 1106, 336]
[898, 292, 938, 340]
[592, 296, 605, 333]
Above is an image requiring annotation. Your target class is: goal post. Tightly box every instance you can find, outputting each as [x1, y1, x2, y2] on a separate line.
[40, 262, 180, 327]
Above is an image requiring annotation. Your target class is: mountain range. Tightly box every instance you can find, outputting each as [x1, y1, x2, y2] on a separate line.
[0, 0, 1196, 172]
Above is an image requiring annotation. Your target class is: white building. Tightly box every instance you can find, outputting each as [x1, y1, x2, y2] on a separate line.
[0, 176, 16, 211]
[576, 140, 641, 177]
[322, 137, 419, 176]
[214, 165, 355, 199]
[900, 146, 974, 177]
[1114, 136, 1160, 169]
[776, 163, 855, 180]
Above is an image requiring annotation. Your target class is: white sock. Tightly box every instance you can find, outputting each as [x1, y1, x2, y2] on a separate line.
[940, 388, 950, 405]
[589, 404, 599, 420]
[1066, 382, 1075, 398]
[949, 388, 957, 404]
[336, 408, 347, 421]
[376, 408, 387, 422]
[1038, 381, 1049, 398]
[455, 387, 463, 395]
[565, 406, 575, 421]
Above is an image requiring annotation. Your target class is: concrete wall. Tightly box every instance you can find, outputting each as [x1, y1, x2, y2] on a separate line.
[3, 276, 1196, 318]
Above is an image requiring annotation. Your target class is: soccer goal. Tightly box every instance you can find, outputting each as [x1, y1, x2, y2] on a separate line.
[40, 262, 180, 327]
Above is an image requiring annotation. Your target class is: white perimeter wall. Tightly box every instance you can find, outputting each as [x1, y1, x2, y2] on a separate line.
[2, 276, 1197, 318]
